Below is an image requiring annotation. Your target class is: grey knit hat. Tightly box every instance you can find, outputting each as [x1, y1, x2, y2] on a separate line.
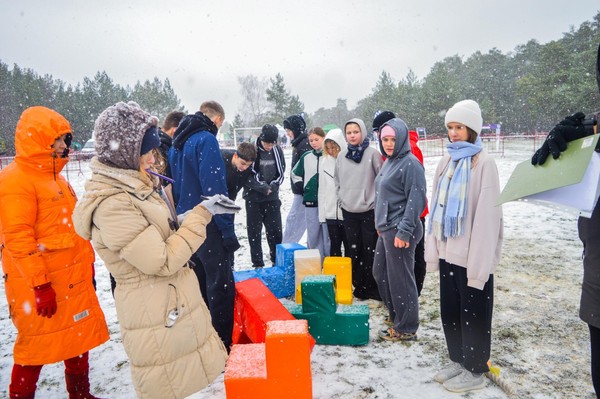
[94, 101, 159, 170]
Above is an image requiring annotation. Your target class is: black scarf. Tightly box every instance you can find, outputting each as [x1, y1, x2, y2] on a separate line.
[172, 112, 218, 150]
[291, 132, 308, 147]
[345, 139, 370, 163]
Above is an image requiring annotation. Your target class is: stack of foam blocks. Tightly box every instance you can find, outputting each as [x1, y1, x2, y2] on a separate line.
[287, 273, 370, 346]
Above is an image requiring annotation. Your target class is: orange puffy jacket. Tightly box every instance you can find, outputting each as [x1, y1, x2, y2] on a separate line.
[0, 106, 108, 365]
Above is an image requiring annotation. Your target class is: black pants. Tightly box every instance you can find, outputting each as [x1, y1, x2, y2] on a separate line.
[246, 200, 282, 267]
[191, 220, 235, 349]
[439, 259, 493, 374]
[590, 323, 600, 395]
[414, 218, 427, 296]
[341, 209, 381, 300]
[326, 220, 348, 257]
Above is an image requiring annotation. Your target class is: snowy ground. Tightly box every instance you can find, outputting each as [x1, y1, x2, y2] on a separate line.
[0, 139, 596, 398]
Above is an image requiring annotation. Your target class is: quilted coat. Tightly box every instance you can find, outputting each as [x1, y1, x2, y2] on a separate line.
[0, 106, 109, 365]
[73, 102, 227, 399]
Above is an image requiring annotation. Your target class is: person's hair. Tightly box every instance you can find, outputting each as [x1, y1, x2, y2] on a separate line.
[200, 101, 225, 120]
[447, 126, 478, 144]
[153, 148, 167, 174]
[308, 127, 326, 137]
[466, 127, 478, 144]
[236, 142, 257, 162]
[324, 139, 341, 157]
[163, 111, 185, 131]
[345, 122, 360, 133]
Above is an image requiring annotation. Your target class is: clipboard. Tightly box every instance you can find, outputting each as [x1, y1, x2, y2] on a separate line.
[498, 134, 600, 217]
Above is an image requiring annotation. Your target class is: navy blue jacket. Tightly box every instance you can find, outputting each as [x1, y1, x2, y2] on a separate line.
[169, 112, 235, 238]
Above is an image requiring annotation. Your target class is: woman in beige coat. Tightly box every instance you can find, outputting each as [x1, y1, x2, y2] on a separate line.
[73, 102, 228, 399]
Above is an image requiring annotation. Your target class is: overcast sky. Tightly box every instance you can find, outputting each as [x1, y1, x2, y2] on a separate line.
[1, 0, 599, 120]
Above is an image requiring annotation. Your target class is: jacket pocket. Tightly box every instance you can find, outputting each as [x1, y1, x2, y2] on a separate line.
[164, 283, 180, 328]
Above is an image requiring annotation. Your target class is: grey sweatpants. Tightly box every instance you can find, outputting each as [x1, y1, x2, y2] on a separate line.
[372, 223, 422, 334]
[305, 206, 330, 260]
[283, 194, 306, 244]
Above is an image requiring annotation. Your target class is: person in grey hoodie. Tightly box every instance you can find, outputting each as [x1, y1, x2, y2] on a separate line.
[334, 118, 383, 300]
[373, 118, 426, 342]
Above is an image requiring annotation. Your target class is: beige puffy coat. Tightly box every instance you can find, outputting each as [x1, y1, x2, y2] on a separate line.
[73, 158, 227, 399]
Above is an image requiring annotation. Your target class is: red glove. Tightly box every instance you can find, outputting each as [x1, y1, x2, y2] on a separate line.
[34, 282, 57, 318]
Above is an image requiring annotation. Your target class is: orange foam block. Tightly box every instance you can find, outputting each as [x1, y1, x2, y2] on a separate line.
[232, 278, 315, 349]
[225, 320, 313, 399]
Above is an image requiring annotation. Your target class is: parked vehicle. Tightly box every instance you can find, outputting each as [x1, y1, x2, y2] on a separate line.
[81, 139, 95, 155]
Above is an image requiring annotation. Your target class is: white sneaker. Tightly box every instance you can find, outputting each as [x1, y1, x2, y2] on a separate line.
[443, 370, 486, 393]
[433, 362, 463, 383]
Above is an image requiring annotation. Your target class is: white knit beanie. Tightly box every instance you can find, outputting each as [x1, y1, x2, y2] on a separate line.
[444, 100, 483, 134]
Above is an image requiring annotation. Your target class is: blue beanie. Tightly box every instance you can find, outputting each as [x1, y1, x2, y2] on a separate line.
[140, 126, 161, 155]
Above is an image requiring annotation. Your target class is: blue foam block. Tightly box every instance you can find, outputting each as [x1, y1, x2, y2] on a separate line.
[234, 243, 306, 298]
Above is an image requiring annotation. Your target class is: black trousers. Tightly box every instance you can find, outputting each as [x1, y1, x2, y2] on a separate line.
[439, 259, 493, 373]
[590, 323, 600, 395]
[414, 218, 427, 296]
[326, 220, 348, 257]
[341, 209, 381, 300]
[191, 220, 235, 349]
[245, 200, 282, 267]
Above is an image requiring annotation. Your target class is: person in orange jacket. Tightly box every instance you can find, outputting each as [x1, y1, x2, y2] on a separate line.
[0, 106, 109, 399]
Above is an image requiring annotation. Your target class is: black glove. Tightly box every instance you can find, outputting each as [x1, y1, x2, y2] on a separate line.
[223, 235, 241, 253]
[532, 112, 590, 165]
[269, 182, 279, 194]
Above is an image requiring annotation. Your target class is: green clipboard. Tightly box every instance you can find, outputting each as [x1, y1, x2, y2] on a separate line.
[498, 134, 600, 216]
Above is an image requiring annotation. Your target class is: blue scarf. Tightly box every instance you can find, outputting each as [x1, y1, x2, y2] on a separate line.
[345, 139, 370, 163]
[429, 137, 483, 240]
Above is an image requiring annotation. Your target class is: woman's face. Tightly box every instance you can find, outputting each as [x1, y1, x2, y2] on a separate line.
[447, 122, 469, 142]
[51, 134, 69, 156]
[345, 123, 362, 146]
[140, 150, 156, 171]
[309, 133, 324, 150]
[325, 140, 340, 158]
[381, 136, 396, 156]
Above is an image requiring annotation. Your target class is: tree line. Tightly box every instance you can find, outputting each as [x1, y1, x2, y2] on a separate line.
[1, 11, 600, 155]
[0, 68, 184, 155]
[239, 12, 600, 137]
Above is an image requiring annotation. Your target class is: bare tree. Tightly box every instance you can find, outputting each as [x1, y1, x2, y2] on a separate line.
[237, 74, 268, 126]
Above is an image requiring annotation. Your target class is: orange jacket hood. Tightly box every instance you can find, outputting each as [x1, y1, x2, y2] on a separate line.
[14, 106, 71, 174]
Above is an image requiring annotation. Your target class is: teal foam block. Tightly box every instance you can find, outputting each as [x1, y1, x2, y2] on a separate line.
[286, 276, 370, 346]
[301, 275, 336, 313]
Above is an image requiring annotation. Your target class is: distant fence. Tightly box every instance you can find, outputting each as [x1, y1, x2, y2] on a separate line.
[419, 133, 548, 158]
[1, 134, 550, 172]
[0, 151, 94, 176]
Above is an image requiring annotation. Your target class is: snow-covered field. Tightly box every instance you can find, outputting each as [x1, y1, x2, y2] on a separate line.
[0, 138, 595, 398]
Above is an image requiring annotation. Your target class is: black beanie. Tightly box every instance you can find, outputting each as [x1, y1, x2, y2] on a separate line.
[283, 114, 306, 138]
[260, 124, 279, 143]
[372, 111, 396, 131]
[140, 126, 161, 155]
